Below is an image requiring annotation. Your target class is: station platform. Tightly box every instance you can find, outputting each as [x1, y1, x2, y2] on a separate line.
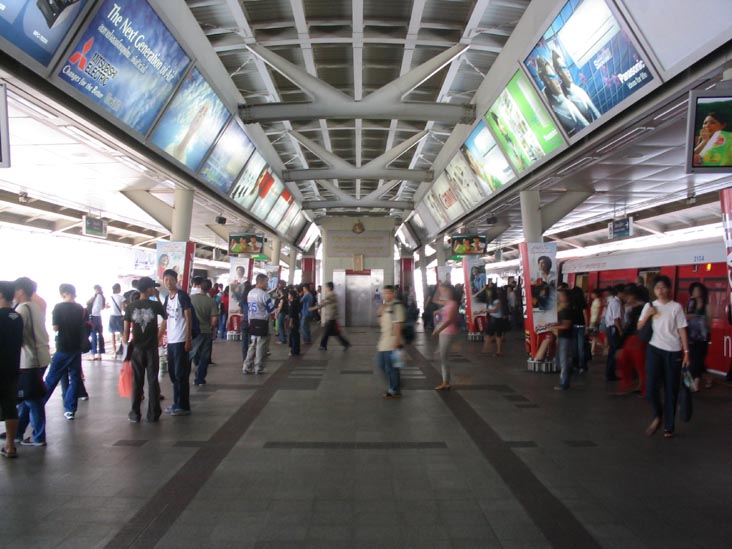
[2, 327, 732, 549]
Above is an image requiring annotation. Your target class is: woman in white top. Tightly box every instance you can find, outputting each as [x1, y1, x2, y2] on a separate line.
[637, 275, 690, 438]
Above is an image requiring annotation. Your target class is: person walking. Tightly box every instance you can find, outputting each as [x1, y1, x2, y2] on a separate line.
[686, 282, 712, 390]
[638, 275, 690, 438]
[243, 274, 276, 375]
[432, 282, 459, 391]
[588, 289, 602, 357]
[312, 282, 350, 351]
[275, 284, 289, 345]
[190, 278, 218, 386]
[123, 277, 166, 423]
[162, 269, 194, 417]
[87, 285, 106, 360]
[238, 282, 253, 363]
[288, 289, 301, 356]
[109, 283, 125, 358]
[0, 281, 23, 458]
[300, 284, 313, 345]
[376, 285, 405, 398]
[615, 285, 648, 395]
[43, 284, 87, 427]
[553, 289, 574, 391]
[570, 287, 589, 374]
[604, 285, 623, 381]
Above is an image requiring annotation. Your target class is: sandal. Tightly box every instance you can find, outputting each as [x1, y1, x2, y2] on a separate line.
[663, 431, 674, 439]
[1, 447, 18, 458]
[645, 418, 660, 437]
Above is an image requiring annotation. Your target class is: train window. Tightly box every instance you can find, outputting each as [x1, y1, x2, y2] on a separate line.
[677, 277, 726, 323]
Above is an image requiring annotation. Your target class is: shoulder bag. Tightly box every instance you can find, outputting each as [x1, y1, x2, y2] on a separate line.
[17, 304, 47, 400]
[638, 302, 654, 343]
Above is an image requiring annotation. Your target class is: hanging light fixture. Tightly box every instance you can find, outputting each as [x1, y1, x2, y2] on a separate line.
[352, 220, 365, 234]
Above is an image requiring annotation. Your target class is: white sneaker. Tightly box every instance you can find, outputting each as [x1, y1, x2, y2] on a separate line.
[64, 411, 75, 420]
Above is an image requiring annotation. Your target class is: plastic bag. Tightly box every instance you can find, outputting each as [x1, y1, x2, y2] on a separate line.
[118, 360, 133, 398]
[392, 348, 406, 369]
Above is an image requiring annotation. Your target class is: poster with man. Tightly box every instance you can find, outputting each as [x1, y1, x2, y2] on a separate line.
[227, 257, 251, 331]
[464, 257, 486, 333]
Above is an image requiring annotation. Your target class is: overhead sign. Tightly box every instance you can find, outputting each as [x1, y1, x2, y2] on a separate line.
[0, 84, 9, 168]
[608, 217, 633, 239]
[460, 120, 514, 195]
[0, 0, 88, 67]
[199, 118, 255, 194]
[82, 215, 107, 238]
[57, 0, 190, 134]
[524, 0, 655, 137]
[229, 234, 263, 255]
[450, 235, 486, 255]
[325, 230, 392, 258]
[150, 68, 230, 171]
[486, 71, 565, 174]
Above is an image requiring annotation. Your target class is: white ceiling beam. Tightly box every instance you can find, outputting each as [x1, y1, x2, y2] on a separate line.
[302, 199, 413, 210]
[362, 180, 401, 202]
[121, 191, 173, 232]
[353, 0, 364, 200]
[285, 167, 431, 182]
[314, 180, 354, 202]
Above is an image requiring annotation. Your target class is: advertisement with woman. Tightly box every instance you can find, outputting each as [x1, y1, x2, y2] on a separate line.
[156, 241, 194, 291]
[460, 121, 515, 194]
[520, 242, 558, 334]
[226, 257, 251, 332]
[464, 257, 486, 333]
[690, 97, 732, 168]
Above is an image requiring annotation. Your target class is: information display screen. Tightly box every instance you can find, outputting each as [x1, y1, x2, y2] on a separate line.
[524, 0, 654, 137]
[460, 121, 514, 195]
[687, 91, 732, 173]
[0, 0, 88, 67]
[250, 174, 283, 220]
[277, 202, 301, 235]
[200, 119, 255, 194]
[230, 151, 267, 209]
[265, 189, 294, 228]
[150, 68, 230, 171]
[431, 173, 466, 223]
[486, 71, 564, 173]
[57, 0, 189, 134]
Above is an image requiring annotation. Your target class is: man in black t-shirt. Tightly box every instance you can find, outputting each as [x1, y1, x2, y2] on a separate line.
[123, 277, 167, 423]
[0, 281, 22, 458]
[43, 284, 87, 426]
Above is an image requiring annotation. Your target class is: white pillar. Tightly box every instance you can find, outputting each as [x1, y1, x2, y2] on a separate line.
[520, 190, 542, 243]
[271, 237, 282, 265]
[171, 188, 194, 242]
[288, 252, 296, 285]
[435, 238, 448, 265]
[419, 245, 429, 306]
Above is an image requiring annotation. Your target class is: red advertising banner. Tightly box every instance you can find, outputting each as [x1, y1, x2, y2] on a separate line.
[399, 258, 415, 294]
[720, 188, 732, 311]
[518, 242, 537, 357]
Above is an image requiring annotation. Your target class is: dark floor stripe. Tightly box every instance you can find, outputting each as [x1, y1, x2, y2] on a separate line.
[263, 441, 447, 449]
[408, 346, 600, 549]
[105, 359, 302, 548]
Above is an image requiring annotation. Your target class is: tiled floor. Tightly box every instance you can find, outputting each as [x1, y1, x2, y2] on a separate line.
[2, 326, 732, 548]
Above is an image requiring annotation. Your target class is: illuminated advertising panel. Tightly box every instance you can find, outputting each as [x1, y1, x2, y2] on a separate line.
[450, 234, 486, 256]
[459, 120, 514, 196]
[524, 0, 654, 137]
[276, 202, 300, 235]
[486, 70, 564, 173]
[0, 0, 89, 67]
[150, 68, 230, 171]
[200, 119, 255, 194]
[57, 0, 189, 134]
[424, 188, 450, 229]
[288, 213, 307, 240]
[415, 202, 441, 237]
[265, 189, 294, 227]
[431, 172, 465, 223]
[250, 174, 283, 220]
[230, 151, 267, 209]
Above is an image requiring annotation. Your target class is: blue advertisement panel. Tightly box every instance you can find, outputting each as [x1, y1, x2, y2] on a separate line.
[460, 121, 514, 194]
[57, 0, 189, 134]
[523, 0, 654, 137]
[200, 119, 255, 194]
[0, 0, 88, 67]
[150, 68, 230, 171]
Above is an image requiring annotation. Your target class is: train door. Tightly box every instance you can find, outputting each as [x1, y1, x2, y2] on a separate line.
[638, 269, 659, 298]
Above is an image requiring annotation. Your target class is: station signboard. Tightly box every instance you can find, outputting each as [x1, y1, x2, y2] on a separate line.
[460, 120, 514, 195]
[0, 0, 89, 68]
[150, 68, 230, 171]
[608, 217, 633, 239]
[523, 0, 655, 138]
[57, 0, 190, 135]
[199, 118, 255, 194]
[486, 70, 564, 174]
[82, 215, 107, 239]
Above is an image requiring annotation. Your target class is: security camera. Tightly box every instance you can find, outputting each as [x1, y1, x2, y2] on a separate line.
[18, 191, 29, 204]
[215, 215, 227, 225]
[485, 214, 497, 225]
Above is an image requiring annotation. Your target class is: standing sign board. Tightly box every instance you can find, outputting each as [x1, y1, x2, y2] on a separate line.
[464, 256, 486, 334]
[156, 241, 195, 292]
[519, 242, 558, 357]
[226, 257, 251, 336]
[0, 84, 9, 168]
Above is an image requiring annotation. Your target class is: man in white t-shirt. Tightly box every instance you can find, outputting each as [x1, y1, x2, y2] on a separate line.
[243, 274, 276, 375]
[162, 269, 193, 416]
[604, 286, 623, 381]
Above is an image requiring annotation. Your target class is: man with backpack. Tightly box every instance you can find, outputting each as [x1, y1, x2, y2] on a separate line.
[162, 269, 195, 416]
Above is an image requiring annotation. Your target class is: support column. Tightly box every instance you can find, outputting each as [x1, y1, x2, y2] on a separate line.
[171, 188, 194, 242]
[434, 239, 450, 283]
[287, 252, 297, 285]
[271, 237, 282, 265]
[419, 246, 429, 307]
[520, 190, 542, 243]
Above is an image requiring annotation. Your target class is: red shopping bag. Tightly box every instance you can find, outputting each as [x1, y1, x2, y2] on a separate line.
[118, 360, 133, 398]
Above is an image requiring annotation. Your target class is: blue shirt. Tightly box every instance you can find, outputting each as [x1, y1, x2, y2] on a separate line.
[301, 293, 313, 318]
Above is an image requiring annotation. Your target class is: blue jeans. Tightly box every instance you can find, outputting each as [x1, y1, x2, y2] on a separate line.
[44, 351, 82, 413]
[301, 315, 312, 343]
[277, 312, 287, 343]
[646, 344, 682, 433]
[605, 326, 620, 380]
[191, 333, 213, 385]
[241, 325, 250, 361]
[573, 326, 587, 371]
[17, 398, 45, 443]
[557, 337, 572, 389]
[90, 315, 105, 355]
[377, 351, 400, 395]
[218, 313, 227, 339]
[168, 342, 191, 411]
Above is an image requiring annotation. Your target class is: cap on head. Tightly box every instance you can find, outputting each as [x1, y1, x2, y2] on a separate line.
[137, 277, 159, 292]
